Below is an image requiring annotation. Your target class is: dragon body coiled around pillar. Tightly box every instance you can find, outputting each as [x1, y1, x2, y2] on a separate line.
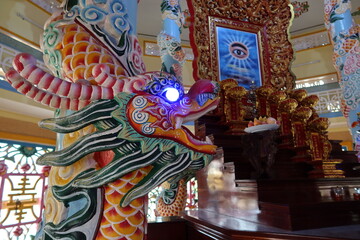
[5, 0, 220, 239]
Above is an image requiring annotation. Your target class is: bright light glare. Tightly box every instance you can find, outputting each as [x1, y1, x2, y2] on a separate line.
[165, 88, 180, 102]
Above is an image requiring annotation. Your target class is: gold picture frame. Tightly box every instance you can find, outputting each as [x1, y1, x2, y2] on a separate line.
[210, 17, 267, 90]
[187, 0, 295, 91]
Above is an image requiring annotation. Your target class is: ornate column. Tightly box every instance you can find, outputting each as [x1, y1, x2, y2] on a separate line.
[158, 0, 186, 81]
[324, 0, 360, 146]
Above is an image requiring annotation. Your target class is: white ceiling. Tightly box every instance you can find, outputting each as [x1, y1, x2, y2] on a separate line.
[137, 0, 360, 42]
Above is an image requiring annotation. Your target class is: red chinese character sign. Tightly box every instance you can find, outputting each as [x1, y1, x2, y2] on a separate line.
[0, 142, 53, 239]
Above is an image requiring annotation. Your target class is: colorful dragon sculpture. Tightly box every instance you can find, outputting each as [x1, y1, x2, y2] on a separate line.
[5, 0, 219, 239]
[324, 0, 360, 146]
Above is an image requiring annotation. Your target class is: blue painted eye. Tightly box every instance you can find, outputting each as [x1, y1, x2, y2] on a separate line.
[164, 87, 180, 102]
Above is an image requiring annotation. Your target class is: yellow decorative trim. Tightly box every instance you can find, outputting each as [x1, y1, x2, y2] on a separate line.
[0, 26, 41, 51]
[1, 198, 41, 210]
[0, 110, 43, 124]
[296, 72, 338, 81]
[296, 44, 332, 53]
[0, 131, 55, 146]
[291, 29, 328, 39]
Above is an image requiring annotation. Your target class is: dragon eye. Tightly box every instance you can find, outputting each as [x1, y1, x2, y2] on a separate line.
[164, 87, 180, 102]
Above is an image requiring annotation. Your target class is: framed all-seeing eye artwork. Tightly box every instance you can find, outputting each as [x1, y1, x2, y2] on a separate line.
[187, 0, 295, 91]
[211, 17, 267, 90]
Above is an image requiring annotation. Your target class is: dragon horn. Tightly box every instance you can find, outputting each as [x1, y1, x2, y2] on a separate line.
[5, 68, 89, 110]
[13, 53, 115, 101]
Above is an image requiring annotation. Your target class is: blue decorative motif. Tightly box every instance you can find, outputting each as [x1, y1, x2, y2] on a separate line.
[81, 6, 107, 22]
[132, 96, 148, 108]
[111, 1, 127, 14]
[107, 13, 130, 34]
[132, 109, 149, 124]
[142, 123, 156, 135]
[144, 75, 184, 102]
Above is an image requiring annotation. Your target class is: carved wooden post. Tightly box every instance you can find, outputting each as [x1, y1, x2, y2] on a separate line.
[217, 79, 239, 122]
[291, 106, 313, 152]
[268, 91, 287, 120]
[307, 117, 345, 178]
[278, 98, 298, 137]
[256, 85, 274, 117]
[224, 86, 248, 133]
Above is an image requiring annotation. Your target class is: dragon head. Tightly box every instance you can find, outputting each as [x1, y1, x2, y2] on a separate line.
[38, 74, 220, 207]
[120, 75, 220, 155]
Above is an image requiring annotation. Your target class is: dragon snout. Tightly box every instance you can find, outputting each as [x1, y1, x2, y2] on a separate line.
[187, 79, 220, 106]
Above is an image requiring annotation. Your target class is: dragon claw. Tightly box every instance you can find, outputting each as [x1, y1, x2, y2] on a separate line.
[5, 68, 19, 84]
[13, 53, 37, 72]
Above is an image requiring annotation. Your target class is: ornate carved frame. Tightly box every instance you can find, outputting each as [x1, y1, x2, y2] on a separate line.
[186, 0, 295, 91]
[209, 17, 268, 90]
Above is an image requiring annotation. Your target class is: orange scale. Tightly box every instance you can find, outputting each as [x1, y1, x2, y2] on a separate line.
[113, 220, 137, 235]
[105, 190, 123, 205]
[61, 44, 74, 58]
[86, 52, 101, 65]
[100, 225, 120, 238]
[71, 53, 86, 70]
[100, 216, 111, 226]
[87, 44, 102, 52]
[132, 171, 147, 184]
[105, 207, 126, 223]
[119, 182, 134, 193]
[62, 57, 73, 74]
[118, 205, 137, 216]
[64, 24, 78, 33]
[74, 32, 90, 42]
[121, 171, 137, 180]
[84, 64, 95, 81]
[127, 211, 144, 226]
[103, 199, 114, 211]
[129, 197, 144, 208]
[142, 165, 153, 173]
[128, 228, 144, 240]
[108, 64, 116, 75]
[85, 65, 96, 83]
[73, 67, 85, 81]
[115, 66, 126, 76]
[104, 186, 118, 196]
[100, 55, 115, 64]
[73, 41, 88, 54]
[111, 179, 127, 188]
[62, 32, 76, 45]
